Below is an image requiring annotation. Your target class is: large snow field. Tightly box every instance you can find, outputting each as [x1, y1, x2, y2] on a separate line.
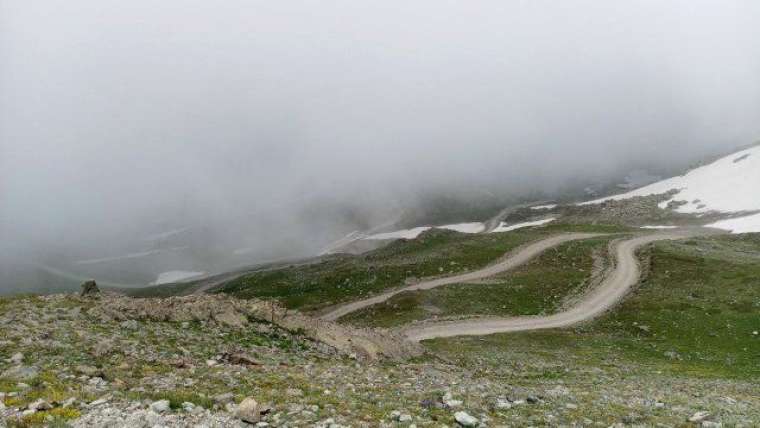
[582, 146, 760, 233]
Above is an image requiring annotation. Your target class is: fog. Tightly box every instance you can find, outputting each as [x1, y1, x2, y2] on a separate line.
[2, 1, 759, 291]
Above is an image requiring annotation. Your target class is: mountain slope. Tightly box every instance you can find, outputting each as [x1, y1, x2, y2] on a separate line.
[582, 145, 760, 232]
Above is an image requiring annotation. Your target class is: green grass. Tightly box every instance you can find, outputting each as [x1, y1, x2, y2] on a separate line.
[134, 389, 216, 410]
[426, 234, 760, 380]
[216, 224, 627, 312]
[343, 237, 615, 327]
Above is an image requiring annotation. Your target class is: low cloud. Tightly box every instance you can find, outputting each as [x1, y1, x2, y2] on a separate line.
[2, 1, 759, 290]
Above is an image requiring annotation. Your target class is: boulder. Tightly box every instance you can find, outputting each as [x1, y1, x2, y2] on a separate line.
[149, 399, 171, 413]
[28, 399, 53, 411]
[235, 397, 260, 423]
[80, 280, 100, 297]
[454, 411, 479, 427]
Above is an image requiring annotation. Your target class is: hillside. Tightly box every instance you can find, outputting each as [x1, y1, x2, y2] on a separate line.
[582, 145, 760, 233]
[5, 145, 760, 426]
[2, 232, 759, 427]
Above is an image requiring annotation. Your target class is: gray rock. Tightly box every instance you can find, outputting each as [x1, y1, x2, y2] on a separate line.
[120, 320, 139, 330]
[399, 413, 413, 423]
[1, 365, 39, 382]
[442, 392, 462, 408]
[150, 399, 171, 413]
[80, 280, 100, 297]
[75, 365, 102, 377]
[546, 386, 570, 397]
[89, 396, 110, 407]
[235, 397, 260, 423]
[494, 398, 512, 410]
[285, 388, 304, 397]
[214, 392, 235, 404]
[28, 399, 53, 411]
[689, 411, 710, 423]
[9, 352, 23, 364]
[91, 341, 115, 358]
[454, 411, 479, 427]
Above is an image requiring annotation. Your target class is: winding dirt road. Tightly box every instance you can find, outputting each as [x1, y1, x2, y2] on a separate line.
[320, 233, 604, 321]
[401, 231, 703, 341]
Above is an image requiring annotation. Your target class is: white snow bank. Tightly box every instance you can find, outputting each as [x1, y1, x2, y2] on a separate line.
[639, 225, 678, 229]
[438, 222, 486, 234]
[364, 222, 485, 240]
[530, 204, 557, 210]
[319, 231, 368, 255]
[706, 213, 760, 234]
[491, 217, 556, 233]
[365, 226, 432, 240]
[151, 270, 206, 285]
[580, 146, 760, 215]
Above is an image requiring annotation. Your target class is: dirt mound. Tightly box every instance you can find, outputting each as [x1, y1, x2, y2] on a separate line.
[88, 293, 422, 361]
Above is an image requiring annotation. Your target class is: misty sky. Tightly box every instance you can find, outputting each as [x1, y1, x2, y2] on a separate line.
[2, 1, 760, 283]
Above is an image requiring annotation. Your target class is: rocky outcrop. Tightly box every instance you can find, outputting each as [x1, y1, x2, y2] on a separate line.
[87, 294, 422, 361]
[80, 280, 100, 297]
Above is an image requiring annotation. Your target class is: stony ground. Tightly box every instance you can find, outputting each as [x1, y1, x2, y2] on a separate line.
[1, 292, 758, 427]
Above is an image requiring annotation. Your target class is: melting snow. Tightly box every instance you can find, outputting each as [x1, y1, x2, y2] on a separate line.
[530, 204, 557, 210]
[319, 231, 368, 255]
[581, 146, 760, 215]
[639, 225, 678, 229]
[151, 270, 206, 285]
[491, 218, 556, 233]
[706, 213, 760, 234]
[580, 146, 760, 232]
[365, 227, 432, 240]
[364, 222, 485, 240]
[438, 222, 486, 233]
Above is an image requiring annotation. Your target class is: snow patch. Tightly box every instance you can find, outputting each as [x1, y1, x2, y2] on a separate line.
[319, 231, 368, 255]
[438, 222, 486, 234]
[639, 225, 678, 230]
[151, 270, 206, 285]
[491, 218, 556, 233]
[364, 222, 485, 240]
[580, 146, 760, 215]
[706, 213, 760, 234]
[530, 204, 557, 210]
[365, 227, 432, 240]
